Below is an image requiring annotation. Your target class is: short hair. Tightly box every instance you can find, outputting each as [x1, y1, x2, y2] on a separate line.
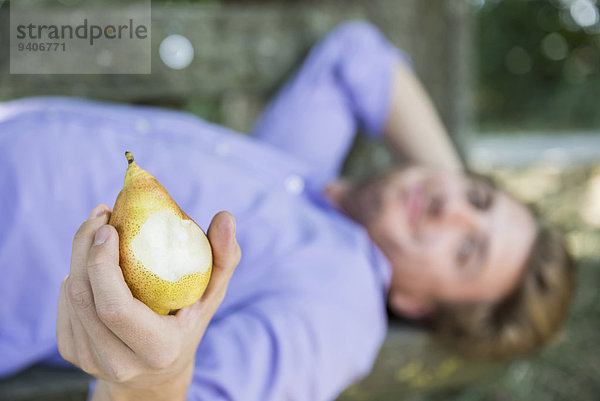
[433, 206, 576, 359]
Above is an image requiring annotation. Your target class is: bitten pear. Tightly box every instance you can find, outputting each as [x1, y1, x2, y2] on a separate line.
[109, 151, 212, 315]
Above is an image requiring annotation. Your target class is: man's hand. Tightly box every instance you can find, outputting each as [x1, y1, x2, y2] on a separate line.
[57, 204, 241, 401]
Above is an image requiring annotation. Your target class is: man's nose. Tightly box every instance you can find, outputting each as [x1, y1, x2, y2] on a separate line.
[442, 197, 481, 230]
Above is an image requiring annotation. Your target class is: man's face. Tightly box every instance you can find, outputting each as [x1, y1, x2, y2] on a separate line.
[340, 166, 536, 317]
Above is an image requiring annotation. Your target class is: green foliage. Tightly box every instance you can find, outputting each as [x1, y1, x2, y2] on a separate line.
[475, 0, 600, 132]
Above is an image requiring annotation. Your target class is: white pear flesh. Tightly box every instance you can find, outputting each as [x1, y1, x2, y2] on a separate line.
[131, 210, 211, 282]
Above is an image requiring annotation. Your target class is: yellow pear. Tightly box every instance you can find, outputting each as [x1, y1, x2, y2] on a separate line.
[109, 151, 212, 315]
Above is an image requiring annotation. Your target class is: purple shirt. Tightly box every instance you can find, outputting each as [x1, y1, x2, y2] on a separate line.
[0, 21, 405, 400]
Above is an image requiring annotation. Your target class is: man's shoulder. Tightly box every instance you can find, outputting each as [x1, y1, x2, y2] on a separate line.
[227, 198, 390, 319]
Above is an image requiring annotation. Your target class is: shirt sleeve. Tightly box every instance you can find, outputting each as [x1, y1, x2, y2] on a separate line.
[251, 21, 410, 185]
[187, 291, 387, 401]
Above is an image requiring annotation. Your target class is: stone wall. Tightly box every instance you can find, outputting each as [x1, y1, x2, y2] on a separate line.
[0, 0, 473, 155]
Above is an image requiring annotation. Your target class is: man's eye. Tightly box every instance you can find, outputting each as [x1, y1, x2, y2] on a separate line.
[467, 182, 493, 210]
[457, 237, 476, 267]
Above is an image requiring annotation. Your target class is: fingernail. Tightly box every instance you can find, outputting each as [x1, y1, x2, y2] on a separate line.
[93, 226, 109, 246]
[89, 205, 107, 219]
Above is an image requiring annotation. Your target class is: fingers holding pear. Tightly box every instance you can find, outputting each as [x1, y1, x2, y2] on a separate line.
[70, 204, 111, 281]
[60, 205, 111, 367]
[84, 223, 169, 354]
[60, 208, 144, 378]
[86, 224, 137, 324]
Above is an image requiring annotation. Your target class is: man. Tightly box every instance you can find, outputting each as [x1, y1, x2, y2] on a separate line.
[0, 21, 574, 400]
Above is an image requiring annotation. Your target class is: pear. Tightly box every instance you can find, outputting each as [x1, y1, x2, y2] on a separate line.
[109, 151, 212, 315]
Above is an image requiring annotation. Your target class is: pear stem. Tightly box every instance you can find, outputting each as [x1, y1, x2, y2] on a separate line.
[125, 151, 134, 165]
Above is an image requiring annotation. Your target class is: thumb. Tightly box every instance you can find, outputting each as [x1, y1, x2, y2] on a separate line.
[86, 224, 135, 309]
[201, 211, 241, 310]
[89, 224, 120, 267]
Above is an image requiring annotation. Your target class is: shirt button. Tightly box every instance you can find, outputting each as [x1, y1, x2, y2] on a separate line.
[284, 174, 305, 195]
[215, 142, 230, 156]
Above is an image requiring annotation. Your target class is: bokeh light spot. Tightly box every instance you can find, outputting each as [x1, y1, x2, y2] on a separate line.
[159, 34, 194, 70]
[541, 32, 569, 60]
[570, 0, 599, 27]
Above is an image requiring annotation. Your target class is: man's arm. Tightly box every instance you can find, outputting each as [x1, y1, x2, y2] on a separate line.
[383, 61, 463, 173]
[252, 21, 462, 182]
[251, 21, 408, 185]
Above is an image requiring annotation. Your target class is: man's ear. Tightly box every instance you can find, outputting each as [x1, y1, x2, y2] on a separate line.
[388, 290, 435, 320]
